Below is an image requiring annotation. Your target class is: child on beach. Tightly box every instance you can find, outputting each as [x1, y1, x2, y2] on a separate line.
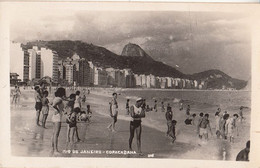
[82, 94, 86, 103]
[34, 86, 42, 126]
[41, 91, 49, 128]
[66, 108, 79, 144]
[85, 104, 92, 122]
[225, 114, 239, 143]
[65, 94, 76, 143]
[126, 99, 130, 115]
[198, 114, 213, 141]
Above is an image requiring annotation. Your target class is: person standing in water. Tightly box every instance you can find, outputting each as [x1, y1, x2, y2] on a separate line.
[161, 102, 165, 113]
[165, 106, 173, 137]
[198, 114, 213, 141]
[129, 98, 145, 155]
[126, 99, 130, 115]
[154, 100, 157, 112]
[107, 93, 118, 132]
[239, 106, 245, 123]
[41, 90, 50, 128]
[34, 86, 42, 126]
[225, 114, 239, 143]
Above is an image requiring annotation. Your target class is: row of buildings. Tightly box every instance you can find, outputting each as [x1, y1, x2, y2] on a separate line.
[10, 42, 207, 89]
[59, 56, 207, 89]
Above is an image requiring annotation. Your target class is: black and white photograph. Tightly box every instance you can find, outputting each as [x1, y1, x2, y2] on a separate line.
[1, 1, 260, 168]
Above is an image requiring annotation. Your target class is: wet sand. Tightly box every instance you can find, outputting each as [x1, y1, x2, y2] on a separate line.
[10, 88, 251, 160]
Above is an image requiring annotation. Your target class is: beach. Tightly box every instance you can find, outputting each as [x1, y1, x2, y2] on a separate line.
[10, 87, 251, 160]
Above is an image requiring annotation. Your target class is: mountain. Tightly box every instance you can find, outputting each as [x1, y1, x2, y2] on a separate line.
[24, 40, 185, 78]
[187, 69, 247, 90]
[121, 43, 153, 60]
[23, 40, 247, 90]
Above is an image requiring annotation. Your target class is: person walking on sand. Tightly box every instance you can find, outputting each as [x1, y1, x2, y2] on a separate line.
[225, 114, 239, 143]
[34, 86, 42, 126]
[186, 105, 191, 118]
[107, 93, 118, 132]
[51, 87, 66, 156]
[129, 98, 145, 155]
[74, 91, 82, 141]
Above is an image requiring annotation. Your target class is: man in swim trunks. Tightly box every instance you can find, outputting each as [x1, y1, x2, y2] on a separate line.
[107, 92, 118, 132]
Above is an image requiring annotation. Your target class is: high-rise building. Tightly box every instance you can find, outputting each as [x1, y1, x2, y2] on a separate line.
[94, 67, 107, 86]
[140, 74, 146, 87]
[88, 61, 95, 86]
[65, 63, 74, 85]
[10, 42, 25, 82]
[78, 59, 90, 86]
[146, 75, 151, 88]
[134, 74, 142, 87]
[106, 68, 116, 86]
[41, 48, 59, 84]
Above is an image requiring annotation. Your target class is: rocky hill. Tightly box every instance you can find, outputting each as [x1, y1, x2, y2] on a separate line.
[187, 69, 247, 90]
[23, 40, 247, 90]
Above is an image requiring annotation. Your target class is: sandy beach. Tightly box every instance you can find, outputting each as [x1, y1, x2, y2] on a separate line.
[10, 87, 251, 160]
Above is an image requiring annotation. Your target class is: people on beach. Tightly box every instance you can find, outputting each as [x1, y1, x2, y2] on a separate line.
[51, 87, 66, 156]
[126, 99, 130, 115]
[129, 98, 145, 155]
[236, 140, 250, 161]
[215, 111, 221, 138]
[86, 104, 92, 122]
[12, 85, 21, 105]
[65, 93, 76, 143]
[186, 105, 191, 118]
[82, 94, 86, 103]
[154, 100, 157, 112]
[225, 114, 239, 143]
[165, 106, 173, 136]
[161, 102, 165, 113]
[198, 114, 213, 141]
[107, 92, 118, 132]
[179, 101, 183, 111]
[41, 90, 50, 128]
[239, 106, 245, 123]
[197, 112, 204, 138]
[74, 90, 82, 110]
[34, 86, 42, 126]
[66, 107, 80, 145]
[219, 113, 230, 140]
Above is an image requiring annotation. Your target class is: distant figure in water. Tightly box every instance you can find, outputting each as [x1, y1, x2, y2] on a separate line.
[154, 100, 157, 112]
[236, 140, 250, 161]
[225, 114, 239, 143]
[184, 113, 195, 125]
[197, 112, 204, 138]
[129, 98, 145, 155]
[107, 92, 118, 132]
[198, 114, 213, 141]
[220, 113, 230, 140]
[186, 105, 191, 117]
[161, 102, 165, 113]
[126, 99, 130, 115]
[215, 111, 221, 138]
[239, 106, 245, 123]
[179, 101, 183, 111]
[165, 106, 173, 136]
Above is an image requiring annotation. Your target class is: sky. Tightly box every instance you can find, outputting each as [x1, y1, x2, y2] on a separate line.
[10, 7, 251, 80]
